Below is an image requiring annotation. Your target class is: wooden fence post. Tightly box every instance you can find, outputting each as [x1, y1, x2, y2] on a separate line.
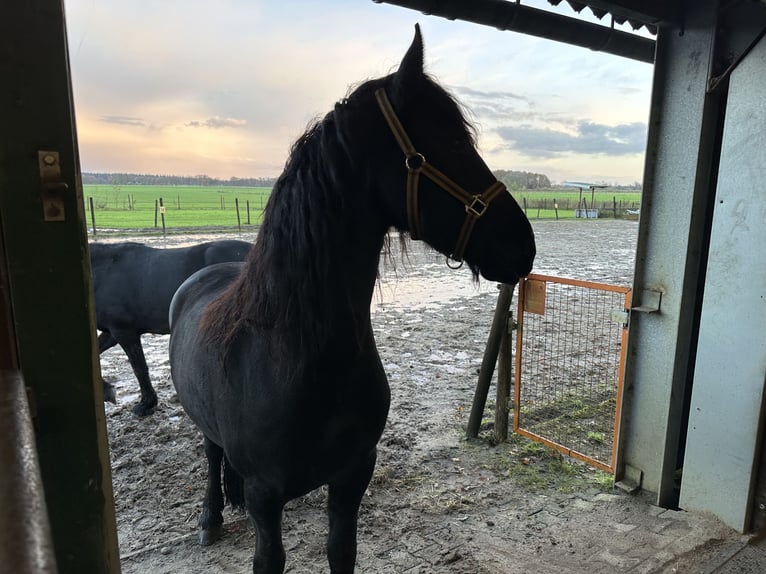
[495, 297, 515, 442]
[88, 197, 96, 236]
[467, 283, 515, 439]
[235, 198, 241, 232]
[159, 197, 166, 236]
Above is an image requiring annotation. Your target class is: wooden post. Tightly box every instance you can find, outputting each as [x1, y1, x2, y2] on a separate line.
[495, 300, 515, 442]
[246, 200, 251, 225]
[522, 196, 527, 215]
[235, 197, 241, 232]
[554, 198, 559, 220]
[467, 283, 515, 439]
[154, 199, 158, 228]
[613, 196, 618, 218]
[159, 197, 166, 236]
[88, 196, 96, 236]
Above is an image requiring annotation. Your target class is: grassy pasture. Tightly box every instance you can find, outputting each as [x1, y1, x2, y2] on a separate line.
[82, 185, 642, 230]
[83, 185, 272, 229]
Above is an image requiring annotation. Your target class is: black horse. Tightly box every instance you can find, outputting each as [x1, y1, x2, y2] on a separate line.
[90, 239, 250, 415]
[169, 26, 535, 573]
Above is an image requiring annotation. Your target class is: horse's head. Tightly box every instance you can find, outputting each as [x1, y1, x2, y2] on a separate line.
[375, 25, 535, 284]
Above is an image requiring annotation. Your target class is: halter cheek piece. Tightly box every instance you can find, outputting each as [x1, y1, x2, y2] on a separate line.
[374, 88, 507, 266]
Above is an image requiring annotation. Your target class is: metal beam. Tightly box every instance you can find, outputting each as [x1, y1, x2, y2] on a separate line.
[617, 0, 725, 508]
[373, 0, 656, 63]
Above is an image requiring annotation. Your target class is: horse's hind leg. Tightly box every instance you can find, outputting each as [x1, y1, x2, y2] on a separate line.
[244, 480, 286, 573]
[198, 436, 225, 545]
[326, 448, 377, 574]
[96, 331, 120, 403]
[113, 330, 157, 416]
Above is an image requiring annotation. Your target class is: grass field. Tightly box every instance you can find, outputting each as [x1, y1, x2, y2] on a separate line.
[82, 185, 642, 229]
[83, 184, 272, 230]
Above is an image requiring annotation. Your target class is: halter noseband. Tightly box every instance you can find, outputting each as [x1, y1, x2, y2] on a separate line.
[374, 88, 507, 264]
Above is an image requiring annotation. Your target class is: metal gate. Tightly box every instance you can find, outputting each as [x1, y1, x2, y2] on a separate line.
[514, 274, 631, 473]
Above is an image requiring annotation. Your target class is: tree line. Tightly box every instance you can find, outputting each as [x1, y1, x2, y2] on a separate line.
[81, 173, 278, 187]
[491, 170, 551, 190]
[82, 170, 569, 191]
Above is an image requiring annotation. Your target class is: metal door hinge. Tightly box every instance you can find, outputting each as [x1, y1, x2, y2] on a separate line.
[38, 150, 68, 221]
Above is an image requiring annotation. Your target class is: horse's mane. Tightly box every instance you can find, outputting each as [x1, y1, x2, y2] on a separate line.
[199, 78, 388, 359]
[199, 71, 478, 367]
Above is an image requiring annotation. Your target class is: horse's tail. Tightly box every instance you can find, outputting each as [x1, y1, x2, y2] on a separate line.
[223, 456, 245, 510]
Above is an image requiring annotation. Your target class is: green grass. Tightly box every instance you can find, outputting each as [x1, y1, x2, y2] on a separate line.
[511, 189, 642, 220]
[81, 185, 642, 229]
[82, 184, 272, 230]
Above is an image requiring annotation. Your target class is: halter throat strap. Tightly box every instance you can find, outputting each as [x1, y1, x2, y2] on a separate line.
[374, 88, 506, 262]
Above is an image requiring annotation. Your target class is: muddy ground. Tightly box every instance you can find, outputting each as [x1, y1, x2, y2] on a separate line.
[97, 219, 730, 573]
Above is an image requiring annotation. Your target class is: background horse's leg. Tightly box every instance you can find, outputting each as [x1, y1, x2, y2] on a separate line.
[97, 331, 118, 353]
[326, 448, 377, 574]
[198, 436, 225, 545]
[113, 330, 157, 416]
[244, 480, 286, 574]
[97, 331, 118, 403]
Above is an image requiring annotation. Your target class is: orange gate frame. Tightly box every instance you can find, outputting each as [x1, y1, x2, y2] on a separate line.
[513, 274, 632, 473]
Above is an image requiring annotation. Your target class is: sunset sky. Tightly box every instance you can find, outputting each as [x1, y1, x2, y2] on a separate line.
[63, 0, 655, 185]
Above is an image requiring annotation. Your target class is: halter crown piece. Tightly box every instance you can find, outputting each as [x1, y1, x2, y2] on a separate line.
[374, 88, 507, 265]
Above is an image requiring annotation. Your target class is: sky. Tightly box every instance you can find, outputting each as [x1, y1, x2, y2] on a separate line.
[63, 0, 655, 185]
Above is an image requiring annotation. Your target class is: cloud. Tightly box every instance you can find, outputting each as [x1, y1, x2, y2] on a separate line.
[494, 120, 646, 157]
[449, 84, 533, 122]
[185, 117, 248, 129]
[99, 115, 145, 127]
[450, 85, 528, 103]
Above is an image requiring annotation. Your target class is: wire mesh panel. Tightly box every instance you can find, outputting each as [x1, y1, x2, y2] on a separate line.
[514, 274, 631, 472]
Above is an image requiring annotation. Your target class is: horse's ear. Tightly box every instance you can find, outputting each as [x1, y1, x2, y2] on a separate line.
[392, 24, 425, 98]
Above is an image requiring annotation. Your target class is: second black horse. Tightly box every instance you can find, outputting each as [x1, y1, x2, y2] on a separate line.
[90, 239, 251, 415]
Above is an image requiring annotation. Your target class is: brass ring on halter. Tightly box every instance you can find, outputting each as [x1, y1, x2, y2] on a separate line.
[405, 152, 425, 171]
[446, 256, 464, 269]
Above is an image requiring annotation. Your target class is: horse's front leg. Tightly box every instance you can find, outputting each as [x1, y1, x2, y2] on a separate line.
[198, 436, 225, 546]
[326, 448, 377, 574]
[244, 480, 286, 574]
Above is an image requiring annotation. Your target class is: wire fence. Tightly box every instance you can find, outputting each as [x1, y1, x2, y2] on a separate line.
[514, 274, 631, 472]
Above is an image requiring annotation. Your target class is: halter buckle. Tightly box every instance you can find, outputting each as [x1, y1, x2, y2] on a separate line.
[466, 195, 488, 217]
[405, 152, 425, 172]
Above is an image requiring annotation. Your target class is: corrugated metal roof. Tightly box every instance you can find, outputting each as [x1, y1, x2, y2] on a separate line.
[547, 0, 682, 34]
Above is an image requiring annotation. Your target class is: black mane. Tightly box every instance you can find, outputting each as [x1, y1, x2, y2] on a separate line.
[200, 71, 481, 367]
[200, 78, 388, 359]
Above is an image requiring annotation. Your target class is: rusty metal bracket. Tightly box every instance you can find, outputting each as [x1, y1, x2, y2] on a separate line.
[38, 151, 68, 221]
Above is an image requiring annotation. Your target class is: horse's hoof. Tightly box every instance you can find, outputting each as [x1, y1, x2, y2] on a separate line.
[103, 382, 117, 404]
[198, 525, 224, 546]
[132, 403, 156, 417]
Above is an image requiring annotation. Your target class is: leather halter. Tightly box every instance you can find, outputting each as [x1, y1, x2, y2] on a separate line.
[375, 88, 507, 264]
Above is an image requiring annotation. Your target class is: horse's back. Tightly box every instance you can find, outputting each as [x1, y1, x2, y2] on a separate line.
[169, 261, 243, 332]
[200, 240, 251, 266]
[90, 241, 249, 335]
